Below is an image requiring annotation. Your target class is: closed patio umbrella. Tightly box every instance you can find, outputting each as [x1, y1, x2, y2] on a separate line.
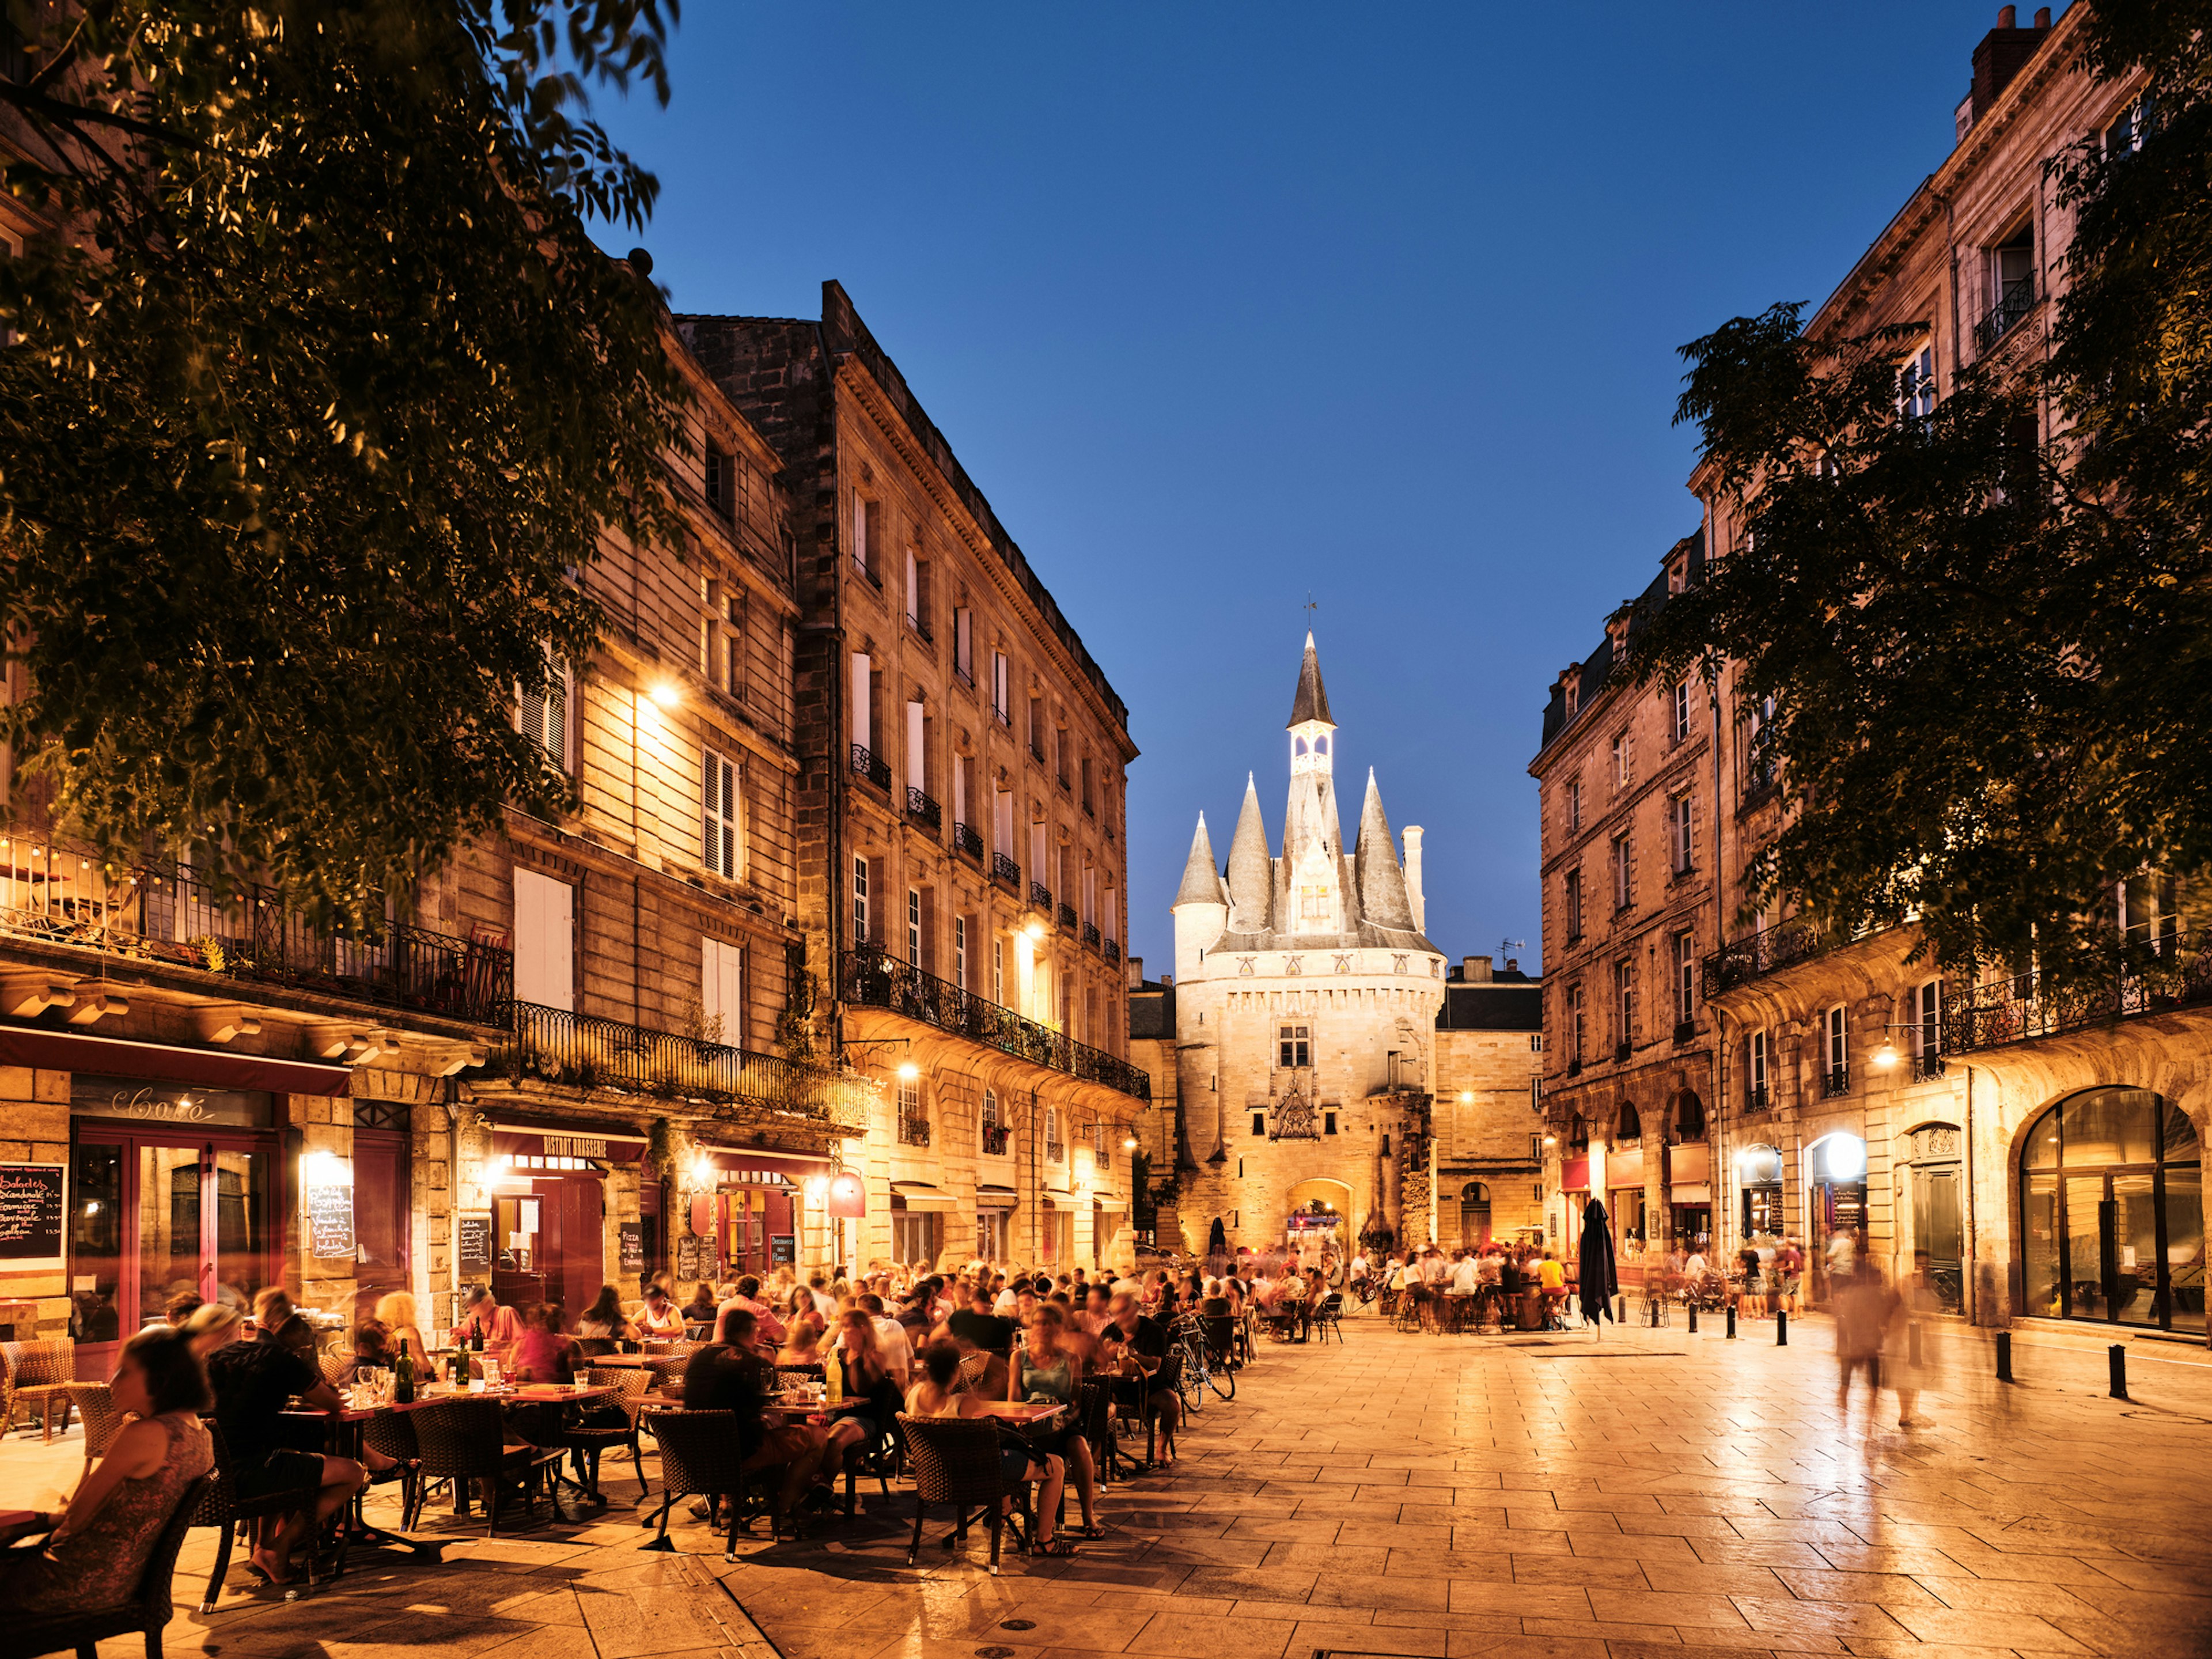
[1578, 1197, 1618, 1328]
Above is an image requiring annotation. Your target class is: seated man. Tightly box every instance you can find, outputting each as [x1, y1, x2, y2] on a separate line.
[684, 1308, 831, 1524]
[1101, 1291, 1176, 1456]
[452, 1286, 525, 1358]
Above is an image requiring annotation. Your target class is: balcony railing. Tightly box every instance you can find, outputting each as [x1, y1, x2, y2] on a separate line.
[1745, 1084, 1771, 1114]
[1103, 938, 1120, 965]
[1613, 1041, 1631, 1063]
[1703, 919, 1825, 998]
[1673, 1019, 1695, 1045]
[897, 1113, 933, 1147]
[840, 948, 1151, 1100]
[981, 1123, 1011, 1156]
[1058, 903, 1078, 933]
[851, 743, 891, 791]
[1823, 1067, 1851, 1099]
[497, 999, 872, 1129]
[952, 823, 984, 860]
[1031, 881, 1053, 912]
[1946, 933, 2212, 1054]
[1045, 1135, 1065, 1162]
[0, 836, 512, 1023]
[991, 854, 1021, 891]
[1911, 1051, 1947, 1082]
[1082, 923, 1101, 952]
[1974, 273, 2037, 354]
[906, 787, 942, 831]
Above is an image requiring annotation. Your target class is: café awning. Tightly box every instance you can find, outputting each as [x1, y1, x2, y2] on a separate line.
[976, 1184, 1017, 1209]
[1042, 1188, 1080, 1210]
[1092, 1195, 1128, 1213]
[0, 1022, 354, 1096]
[1670, 1183, 1713, 1205]
[890, 1181, 957, 1213]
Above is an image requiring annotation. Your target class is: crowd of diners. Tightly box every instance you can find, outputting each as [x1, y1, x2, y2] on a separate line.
[0, 1253, 1317, 1610]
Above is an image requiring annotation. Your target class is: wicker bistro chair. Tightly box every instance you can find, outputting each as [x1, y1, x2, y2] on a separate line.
[359, 1407, 424, 1531]
[408, 1397, 565, 1539]
[1073, 1378, 1123, 1487]
[66, 1381, 125, 1475]
[1, 1341, 74, 1442]
[567, 1365, 654, 1503]
[896, 1413, 1040, 1576]
[317, 1350, 356, 1390]
[1199, 1315, 1241, 1374]
[1312, 1293, 1346, 1344]
[634, 1408, 769, 1562]
[190, 1419, 329, 1612]
[0, 1472, 213, 1659]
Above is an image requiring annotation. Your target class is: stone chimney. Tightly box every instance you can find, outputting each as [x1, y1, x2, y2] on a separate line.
[1160, 974, 1173, 989]
[1403, 826, 1425, 931]
[1964, 4, 2051, 132]
[1126, 955, 1143, 988]
[1463, 955, 1492, 983]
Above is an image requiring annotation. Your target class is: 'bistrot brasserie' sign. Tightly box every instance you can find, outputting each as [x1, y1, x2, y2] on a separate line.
[542, 1134, 608, 1158]
[488, 1124, 645, 1165]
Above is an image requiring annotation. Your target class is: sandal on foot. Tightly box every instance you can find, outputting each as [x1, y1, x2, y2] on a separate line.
[1035, 1536, 1078, 1557]
[1066, 1522, 1109, 1539]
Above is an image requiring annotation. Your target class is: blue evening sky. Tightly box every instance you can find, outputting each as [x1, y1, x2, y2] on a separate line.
[589, 2, 2027, 977]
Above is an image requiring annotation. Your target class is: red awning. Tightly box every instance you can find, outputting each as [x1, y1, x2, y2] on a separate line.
[0, 1023, 354, 1096]
[488, 1118, 647, 1163]
[692, 1147, 832, 1183]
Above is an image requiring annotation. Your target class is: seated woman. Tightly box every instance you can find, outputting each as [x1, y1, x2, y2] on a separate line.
[684, 1309, 831, 1526]
[1010, 1309, 1103, 1539]
[823, 1311, 903, 1480]
[904, 1342, 1071, 1555]
[777, 1312, 826, 1368]
[508, 1303, 581, 1384]
[680, 1281, 719, 1328]
[373, 1290, 429, 1369]
[575, 1285, 635, 1344]
[0, 1327, 215, 1615]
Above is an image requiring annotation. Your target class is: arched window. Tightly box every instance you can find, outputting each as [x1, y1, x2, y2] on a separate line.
[1738, 1143, 1783, 1237]
[1315, 734, 1329, 756]
[2021, 1088, 2202, 1334]
[1617, 1102, 1642, 1141]
[1459, 1181, 1492, 1247]
[1675, 1093, 1706, 1142]
[1294, 736, 1309, 756]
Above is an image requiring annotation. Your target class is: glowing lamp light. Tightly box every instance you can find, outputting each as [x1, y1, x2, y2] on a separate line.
[1872, 1040, 1899, 1070]
[1122, 1135, 1138, 1150]
[827, 1169, 866, 1219]
[803, 1176, 830, 1203]
[895, 1061, 920, 1083]
[1457, 1090, 1475, 1104]
[1542, 1134, 1558, 1147]
[1022, 918, 1047, 941]
[647, 679, 682, 710]
[686, 1152, 715, 1188]
[1821, 1136, 1868, 1180]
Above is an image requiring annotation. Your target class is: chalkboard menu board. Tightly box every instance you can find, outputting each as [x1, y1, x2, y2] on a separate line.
[305, 1184, 355, 1259]
[771, 1233, 796, 1267]
[456, 1213, 493, 1282]
[0, 1163, 64, 1266]
[618, 1221, 644, 1275]
[676, 1234, 704, 1281]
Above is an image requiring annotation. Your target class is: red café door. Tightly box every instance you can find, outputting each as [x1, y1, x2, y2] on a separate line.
[559, 1177, 605, 1317]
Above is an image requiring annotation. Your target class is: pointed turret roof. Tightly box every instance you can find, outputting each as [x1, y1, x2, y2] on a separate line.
[1173, 812, 1225, 908]
[1353, 769, 1416, 932]
[1286, 631, 1333, 729]
[1226, 775, 1274, 932]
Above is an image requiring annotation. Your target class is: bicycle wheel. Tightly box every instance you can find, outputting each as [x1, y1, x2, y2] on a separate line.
[1177, 1349, 1205, 1414]
[1206, 1357, 1236, 1401]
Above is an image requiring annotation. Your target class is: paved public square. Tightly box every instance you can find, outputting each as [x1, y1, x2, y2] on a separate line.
[9, 1313, 2212, 1659]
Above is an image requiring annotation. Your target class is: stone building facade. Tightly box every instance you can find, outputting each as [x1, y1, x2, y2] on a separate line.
[1158, 637, 1446, 1263]
[0, 314, 871, 1367]
[1433, 959, 1547, 1250]
[680, 284, 1150, 1275]
[1529, 534, 1719, 1274]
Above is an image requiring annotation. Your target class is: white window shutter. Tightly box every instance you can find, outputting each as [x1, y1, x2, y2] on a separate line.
[513, 869, 575, 1012]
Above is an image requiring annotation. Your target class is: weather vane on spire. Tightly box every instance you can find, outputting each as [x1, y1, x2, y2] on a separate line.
[1303, 592, 1318, 631]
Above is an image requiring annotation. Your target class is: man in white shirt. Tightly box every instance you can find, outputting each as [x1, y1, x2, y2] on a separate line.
[855, 1293, 912, 1387]
[1685, 1248, 1710, 1285]
[1450, 1250, 1482, 1297]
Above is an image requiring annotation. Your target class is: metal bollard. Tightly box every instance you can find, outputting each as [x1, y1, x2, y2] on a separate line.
[2109, 1343, 2128, 1400]
[1726, 1304, 1737, 1339]
[1688, 1304, 1698, 1334]
[1996, 1330, 2013, 1381]
[1776, 1309, 1787, 1346]
[1908, 1321, 1922, 1368]
[1618, 1295, 1628, 1324]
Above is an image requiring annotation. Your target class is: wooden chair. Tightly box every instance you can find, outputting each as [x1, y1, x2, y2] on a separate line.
[189, 1420, 327, 1613]
[897, 1413, 1036, 1576]
[1313, 1293, 1346, 1344]
[409, 1397, 565, 1539]
[1073, 1378, 1123, 1486]
[635, 1408, 764, 1561]
[567, 1365, 654, 1503]
[0, 1472, 212, 1659]
[1, 1341, 74, 1442]
[65, 1381, 124, 1476]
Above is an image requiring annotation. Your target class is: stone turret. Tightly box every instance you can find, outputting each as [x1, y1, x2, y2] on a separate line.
[1171, 812, 1226, 983]
[1226, 775, 1274, 934]
[1355, 769, 1417, 933]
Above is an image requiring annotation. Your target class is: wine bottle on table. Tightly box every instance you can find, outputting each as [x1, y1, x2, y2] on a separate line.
[471, 1320, 484, 1353]
[393, 1338, 415, 1404]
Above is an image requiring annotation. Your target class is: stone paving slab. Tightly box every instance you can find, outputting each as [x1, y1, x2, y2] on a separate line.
[6, 1313, 2212, 1659]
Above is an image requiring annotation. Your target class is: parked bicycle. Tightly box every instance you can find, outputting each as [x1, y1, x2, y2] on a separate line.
[1168, 1315, 1235, 1408]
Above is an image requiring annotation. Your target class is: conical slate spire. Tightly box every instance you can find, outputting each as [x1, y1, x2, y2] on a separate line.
[1173, 812, 1225, 908]
[1287, 631, 1333, 729]
[1353, 768, 1416, 931]
[1226, 774, 1274, 932]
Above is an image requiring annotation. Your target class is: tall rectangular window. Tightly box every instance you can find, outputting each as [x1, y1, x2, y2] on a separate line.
[853, 856, 869, 948]
[1029, 696, 1046, 761]
[703, 937, 743, 1046]
[1826, 1004, 1849, 1085]
[991, 652, 1010, 725]
[853, 491, 874, 579]
[1671, 680, 1691, 744]
[1671, 794, 1695, 873]
[850, 652, 872, 754]
[1674, 930, 1695, 1026]
[1611, 731, 1631, 787]
[907, 889, 922, 966]
[724, 592, 746, 702]
[1565, 777, 1582, 835]
[1278, 1025, 1310, 1068]
[704, 444, 735, 522]
[703, 749, 740, 880]
[1915, 980, 1941, 1063]
[993, 936, 1005, 1006]
[1566, 983, 1585, 1066]
[513, 869, 575, 1013]
[1900, 343, 1937, 420]
[1611, 835, 1632, 911]
[518, 651, 569, 771]
[955, 608, 974, 682]
[955, 917, 968, 991]
[1564, 869, 1583, 943]
[1615, 960, 1635, 1051]
[1748, 1029, 1768, 1104]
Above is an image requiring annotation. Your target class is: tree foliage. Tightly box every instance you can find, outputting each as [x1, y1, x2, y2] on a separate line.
[1634, 1, 2212, 988]
[0, 0, 686, 929]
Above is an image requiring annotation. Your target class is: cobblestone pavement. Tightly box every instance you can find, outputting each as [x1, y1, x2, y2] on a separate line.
[10, 1312, 2212, 1659]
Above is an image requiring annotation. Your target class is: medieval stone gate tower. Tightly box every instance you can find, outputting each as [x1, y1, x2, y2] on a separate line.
[1165, 635, 1445, 1259]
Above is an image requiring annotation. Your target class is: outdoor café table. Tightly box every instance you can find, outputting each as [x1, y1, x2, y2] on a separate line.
[279, 1397, 448, 1564]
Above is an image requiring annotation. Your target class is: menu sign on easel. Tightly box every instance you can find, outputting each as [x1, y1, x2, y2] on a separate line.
[305, 1184, 355, 1259]
[618, 1222, 644, 1275]
[0, 1164, 64, 1268]
[456, 1213, 493, 1282]
[676, 1234, 704, 1281]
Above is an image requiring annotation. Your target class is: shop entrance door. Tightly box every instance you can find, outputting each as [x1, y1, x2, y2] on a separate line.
[1911, 1164, 1964, 1313]
[70, 1130, 275, 1376]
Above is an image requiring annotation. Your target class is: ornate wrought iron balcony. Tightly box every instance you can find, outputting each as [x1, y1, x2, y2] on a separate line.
[1082, 923, 1101, 951]
[906, 787, 941, 831]
[1823, 1067, 1851, 1099]
[1103, 938, 1120, 965]
[1946, 933, 2212, 1053]
[897, 1113, 932, 1147]
[0, 836, 512, 1024]
[1702, 919, 1825, 998]
[982, 1123, 1012, 1156]
[1031, 881, 1054, 912]
[840, 948, 1151, 1100]
[1911, 1051, 1947, 1082]
[1745, 1084, 1771, 1114]
[1045, 1135, 1066, 1162]
[1974, 274, 2037, 354]
[952, 823, 984, 860]
[991, 854, 1021, 891]
[497, 999, 871, 1128]
[851, 743, 891, 791]
[1058, 903, 1078, 933]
